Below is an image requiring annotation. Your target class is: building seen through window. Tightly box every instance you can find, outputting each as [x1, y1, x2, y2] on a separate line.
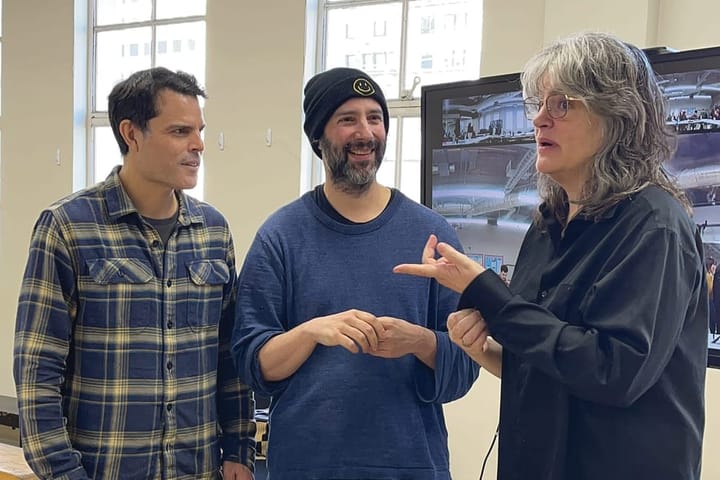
[90, 0, 207, 198]
[316, 0, 482, 201]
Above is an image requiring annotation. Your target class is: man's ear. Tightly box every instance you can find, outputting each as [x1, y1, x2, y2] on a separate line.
[119, 119, 141, 153]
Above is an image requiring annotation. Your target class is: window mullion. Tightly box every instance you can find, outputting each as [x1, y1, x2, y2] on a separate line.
[151, 24, 156, 66]
[397, 0, 410, 99]
[88, 0, 207, 195]
[93, 15, 205, 33]
[394, 115, 404, 187]
[312, 0, 481, 201]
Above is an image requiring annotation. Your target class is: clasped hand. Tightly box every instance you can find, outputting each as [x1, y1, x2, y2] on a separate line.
[305, 309, 384, 354]
[306, 310, 426, 358]
[447, 308, 490, 357]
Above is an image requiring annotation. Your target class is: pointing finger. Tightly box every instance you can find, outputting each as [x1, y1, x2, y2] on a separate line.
[421, 234, 439, 264]
[393, 263, 438, 278]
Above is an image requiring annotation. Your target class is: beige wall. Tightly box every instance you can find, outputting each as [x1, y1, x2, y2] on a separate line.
[0, 0, 718, 478]
[0, 0, 77, 401]
[204, 1, 306, 260]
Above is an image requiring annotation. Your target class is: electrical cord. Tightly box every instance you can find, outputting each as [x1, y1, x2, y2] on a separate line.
[478, 424, 499, 480]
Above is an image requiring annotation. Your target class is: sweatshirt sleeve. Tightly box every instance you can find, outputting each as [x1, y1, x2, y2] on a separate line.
[232, 232, 290, 397]
[459, 226, 703, 407]
[416, 234, 480, 404]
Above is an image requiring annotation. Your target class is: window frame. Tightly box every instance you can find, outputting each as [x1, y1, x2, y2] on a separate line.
[87, 0, 206, 190]
[311, 0, 422, 193]
[310, 0, 482, 201]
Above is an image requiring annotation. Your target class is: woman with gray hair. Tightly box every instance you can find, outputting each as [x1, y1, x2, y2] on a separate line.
[395, 32, 706, 479]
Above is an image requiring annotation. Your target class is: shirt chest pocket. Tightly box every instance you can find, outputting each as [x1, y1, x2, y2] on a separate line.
[184, 259, 230, 331]
[83, 258, 156, 328]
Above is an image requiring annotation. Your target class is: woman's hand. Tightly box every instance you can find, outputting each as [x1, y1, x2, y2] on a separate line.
[393, 234, 485, 293]
[448, 309, 502, 378]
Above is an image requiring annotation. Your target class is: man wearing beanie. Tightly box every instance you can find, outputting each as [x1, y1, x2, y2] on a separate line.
[233, 67, 478, 479]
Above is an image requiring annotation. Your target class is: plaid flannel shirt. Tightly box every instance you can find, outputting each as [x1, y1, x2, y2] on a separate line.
[14, 167, 255, 479]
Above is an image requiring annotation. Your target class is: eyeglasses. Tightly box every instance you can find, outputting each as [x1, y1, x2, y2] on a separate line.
[522, 94, 579, 120]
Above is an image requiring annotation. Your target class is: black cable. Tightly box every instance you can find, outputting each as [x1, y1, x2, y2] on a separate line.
[479, 424, 499, 480]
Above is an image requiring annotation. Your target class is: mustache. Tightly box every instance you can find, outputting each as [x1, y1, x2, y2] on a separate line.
[343, 140, 378, 152]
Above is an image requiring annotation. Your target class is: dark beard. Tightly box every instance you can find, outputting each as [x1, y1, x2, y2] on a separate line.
[319, 137, 386, 195]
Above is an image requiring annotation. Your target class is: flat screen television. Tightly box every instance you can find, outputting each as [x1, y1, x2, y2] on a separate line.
[421, 46, 720, 368]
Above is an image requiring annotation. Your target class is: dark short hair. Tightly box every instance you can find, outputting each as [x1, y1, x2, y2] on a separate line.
[500, 264, 509, 273]
[108, 67, 207, 155]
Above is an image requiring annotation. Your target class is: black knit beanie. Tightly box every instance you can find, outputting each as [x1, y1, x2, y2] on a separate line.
[303, 67, 390, 158]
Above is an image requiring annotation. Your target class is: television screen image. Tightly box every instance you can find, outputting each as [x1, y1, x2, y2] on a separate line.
[440, 91, 534, 147]
[421, 46, 720, 367]
[656, 68, 720, 210]
[427, 75, 539, 228]
[653, 58, 720, 360]
[660, 69, 720, 136]
[666, 132, 720, 208]
[431, 143, 539, 226]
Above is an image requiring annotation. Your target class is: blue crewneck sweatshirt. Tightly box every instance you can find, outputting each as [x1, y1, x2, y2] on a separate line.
[233, 190, 479, 479]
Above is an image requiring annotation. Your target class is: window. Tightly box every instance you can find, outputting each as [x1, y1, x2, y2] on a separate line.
[373, 20, 387, 37]
[374, 52, 388, 69]
[89, 0, 207, 198]
[346, 54, 359, 68]
[312, 0, 483, 202]
[362, 53, 373, 71]
[420, 16, 434, 34]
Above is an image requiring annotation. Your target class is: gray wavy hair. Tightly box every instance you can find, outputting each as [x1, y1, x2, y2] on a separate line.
[521, 32, 689, 224]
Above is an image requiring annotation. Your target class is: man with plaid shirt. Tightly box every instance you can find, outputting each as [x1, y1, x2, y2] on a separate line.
[14, 67, 255, 479]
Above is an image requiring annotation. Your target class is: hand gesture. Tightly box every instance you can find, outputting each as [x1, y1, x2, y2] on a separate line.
[393, 234, 484, 293]
[368, 316, 427, 359]
[221, 461, 254, 480]
[305, 309, 386, 354]
[447, 308, 490, 358]
[369, 316, 437, 369]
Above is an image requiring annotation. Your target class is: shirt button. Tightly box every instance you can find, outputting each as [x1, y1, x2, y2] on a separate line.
[152, 240, 160, 248]
[539, 290, 548, 299]
[166, 361, 173, 370]
[167, 320, 174, 329]
[167, 403, 173, 411]
[166, 279, 172, 287]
